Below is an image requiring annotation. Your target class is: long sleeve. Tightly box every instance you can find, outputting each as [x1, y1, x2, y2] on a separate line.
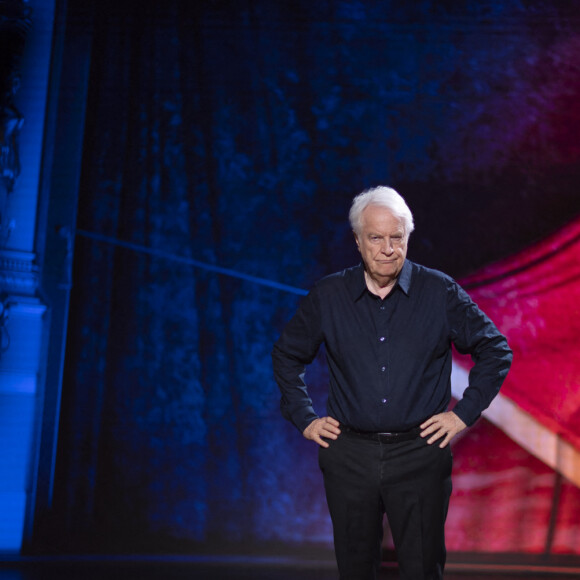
[271, 289, 325, 433]
[447, 279, 513, 426]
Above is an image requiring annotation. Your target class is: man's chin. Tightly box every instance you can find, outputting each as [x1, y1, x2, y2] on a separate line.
[376, 264, 399, 274]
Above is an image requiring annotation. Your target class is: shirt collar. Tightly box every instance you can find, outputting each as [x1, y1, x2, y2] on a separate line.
[348, 260, 412, 301]
[397, 260, 412, 295]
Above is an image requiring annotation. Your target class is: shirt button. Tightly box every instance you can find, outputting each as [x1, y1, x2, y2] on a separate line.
[379, 336, 385, 342]
[381, 366, 386, 372]
[381, 398, 388, 404]
[380, 306, 385, 311]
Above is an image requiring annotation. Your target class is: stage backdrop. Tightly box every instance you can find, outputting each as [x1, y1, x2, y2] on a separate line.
[41, 0, 580, 557]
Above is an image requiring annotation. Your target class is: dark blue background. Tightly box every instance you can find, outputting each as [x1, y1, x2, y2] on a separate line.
[44, 0, 580, 556]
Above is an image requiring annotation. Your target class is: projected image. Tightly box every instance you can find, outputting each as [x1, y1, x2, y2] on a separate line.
[23, 0, 580, 561]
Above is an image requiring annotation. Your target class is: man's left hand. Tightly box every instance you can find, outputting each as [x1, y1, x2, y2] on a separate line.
[420, 412, 467, 448]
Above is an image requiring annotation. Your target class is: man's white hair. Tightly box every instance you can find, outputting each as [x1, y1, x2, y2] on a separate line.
[349, 186, 415, 239]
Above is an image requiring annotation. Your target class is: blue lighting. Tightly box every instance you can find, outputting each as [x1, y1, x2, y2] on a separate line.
[75, 229, 308, 297]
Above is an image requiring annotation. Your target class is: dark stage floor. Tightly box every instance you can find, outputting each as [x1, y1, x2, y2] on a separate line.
[1, 557, 580, 580]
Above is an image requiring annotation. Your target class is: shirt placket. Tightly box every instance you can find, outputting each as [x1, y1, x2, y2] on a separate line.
[376, 298, 390, 415]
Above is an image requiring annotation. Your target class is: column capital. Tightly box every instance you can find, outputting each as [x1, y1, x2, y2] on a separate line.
[0, 249, 38, 296]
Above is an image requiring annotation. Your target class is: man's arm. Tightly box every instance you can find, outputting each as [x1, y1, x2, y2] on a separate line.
[419, 279, 512, 448]
[271, 290, 325, 434]
[446, 279, 513, 428]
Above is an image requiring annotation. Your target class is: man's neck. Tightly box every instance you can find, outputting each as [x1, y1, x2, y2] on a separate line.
[364, 270, 397, 299]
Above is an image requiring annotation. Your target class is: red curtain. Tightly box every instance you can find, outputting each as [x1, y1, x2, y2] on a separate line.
[444, 216, 580, 555]
[460, 215, 580, 450]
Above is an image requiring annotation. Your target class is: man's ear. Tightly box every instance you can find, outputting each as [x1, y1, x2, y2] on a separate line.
[353, 230, 361, 252]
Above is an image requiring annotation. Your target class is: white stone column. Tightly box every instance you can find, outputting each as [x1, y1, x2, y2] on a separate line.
[0, 0, 56, 552]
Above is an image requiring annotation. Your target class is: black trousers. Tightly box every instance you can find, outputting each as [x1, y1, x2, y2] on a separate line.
[318, 431, 453, 580]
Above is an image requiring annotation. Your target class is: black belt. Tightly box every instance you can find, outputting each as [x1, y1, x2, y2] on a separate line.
[341, 425, 422, 444]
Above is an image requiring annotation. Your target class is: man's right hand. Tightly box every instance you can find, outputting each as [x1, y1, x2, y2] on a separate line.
[303, 416, 341, 448]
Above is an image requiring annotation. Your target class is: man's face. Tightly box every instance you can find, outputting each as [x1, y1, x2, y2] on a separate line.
[354, 205, 408, 285]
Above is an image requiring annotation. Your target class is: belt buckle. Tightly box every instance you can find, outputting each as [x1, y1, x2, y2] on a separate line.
[378, 432, 399, 443]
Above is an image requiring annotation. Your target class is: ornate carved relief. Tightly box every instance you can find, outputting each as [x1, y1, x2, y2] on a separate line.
[0, 249, 38, 295]
[0, 1, 33, 363]
[0, 0, 32, 246]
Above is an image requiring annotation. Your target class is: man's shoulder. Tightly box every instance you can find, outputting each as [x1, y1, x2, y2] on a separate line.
[407, 260, 457, 290]
[312, 264, 363, 294]
[319, 264, 361, 281]
[409, 260, 451, 280]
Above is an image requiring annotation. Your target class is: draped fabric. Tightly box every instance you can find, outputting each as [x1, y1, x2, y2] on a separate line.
[447, 416, 580, 554]
[448, 216, 580, 555]
[460, 216, 580, 451]
[47, 0, 580, 557]
[55, 0, 333, 552]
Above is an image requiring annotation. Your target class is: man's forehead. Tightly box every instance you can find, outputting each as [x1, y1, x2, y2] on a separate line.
[361, 205, 405, 227]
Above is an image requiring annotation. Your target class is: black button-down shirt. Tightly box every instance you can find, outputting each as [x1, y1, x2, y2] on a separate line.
[272, 260, 512, 433]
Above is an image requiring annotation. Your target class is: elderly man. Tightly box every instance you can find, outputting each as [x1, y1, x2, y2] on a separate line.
[272, 186, 512, 580]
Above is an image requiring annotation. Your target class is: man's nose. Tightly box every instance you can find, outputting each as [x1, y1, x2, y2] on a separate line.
[381, 238, 394, 254]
